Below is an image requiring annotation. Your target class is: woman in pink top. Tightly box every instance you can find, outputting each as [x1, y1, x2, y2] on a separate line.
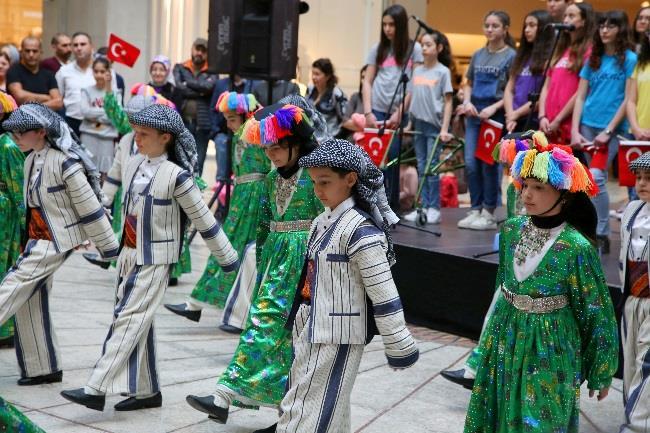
[538, 2, 595, 149]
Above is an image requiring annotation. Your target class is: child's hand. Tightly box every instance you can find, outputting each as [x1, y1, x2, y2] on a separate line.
[440, 132, 453, 142]
[506, 120, 517, 133]
[588, 387, 609, 401]
[478, 106, 496, 121]
[104, 72, 113, 93]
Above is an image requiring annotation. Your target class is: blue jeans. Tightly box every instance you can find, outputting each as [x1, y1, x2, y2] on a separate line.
[186, 122, 211, 176]
[412, 117, 441, 209]
[373, 109, 406, 208]
[214, 132, 230, 181]
[580, 124, 620, 237]
[464, 115, 501, 210]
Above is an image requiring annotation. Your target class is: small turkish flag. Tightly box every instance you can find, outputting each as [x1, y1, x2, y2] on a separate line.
[356, 128, 395, 168]
[106, 33, 140, 67]
[618, 140, 650, 186]
[475, 119, 504, 165]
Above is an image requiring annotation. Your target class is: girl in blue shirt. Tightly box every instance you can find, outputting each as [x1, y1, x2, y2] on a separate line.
[572, 10, 637, 253]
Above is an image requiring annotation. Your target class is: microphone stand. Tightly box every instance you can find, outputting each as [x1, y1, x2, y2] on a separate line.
[380, 19, 424, 211]
[523, 28, 562, 131]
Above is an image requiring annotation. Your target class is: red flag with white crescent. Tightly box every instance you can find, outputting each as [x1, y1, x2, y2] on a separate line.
[356, 128, 395, 168]
[107, 33, 140, 67]
[475, 119, 504, 165]
[618, 140, 650, 186]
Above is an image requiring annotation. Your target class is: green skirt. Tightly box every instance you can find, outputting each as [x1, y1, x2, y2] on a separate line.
[217, 229, 307, 406]
[190, 180, 266, 308]
[0, 397, 46, 433]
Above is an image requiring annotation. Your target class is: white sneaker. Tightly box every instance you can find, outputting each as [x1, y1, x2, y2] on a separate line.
[469, 209, 497, 230]
[426, 208, 441, 224]
[457, 210, 480, 229]
[402, 210, 419, 222]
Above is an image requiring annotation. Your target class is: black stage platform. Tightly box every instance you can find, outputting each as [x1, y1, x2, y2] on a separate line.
[392, 207, 624, 341]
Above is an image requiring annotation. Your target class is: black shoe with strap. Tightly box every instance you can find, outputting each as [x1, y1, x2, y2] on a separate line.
[252, 423, 277, 433]
[0, 335, 14, 349]
[186, 394, 228, 424]
[440, 369, 474, 390]
[219, 324, 243, 334]
[164, 303, 201, 322]
[82, 252, 111, 270]
[18, 370, 62, 386]
[114, 392, 162, 411]
[60, 388, 105, 411]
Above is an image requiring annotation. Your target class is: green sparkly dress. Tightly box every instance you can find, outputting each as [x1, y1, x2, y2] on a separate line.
[190, 133, 271, 307]
[0, 397, 46, 433]
[0, 134, 24, 342]
[464, 217, 618, 433]
[103, 92, 193, 276]
[217, 168, 323, 406]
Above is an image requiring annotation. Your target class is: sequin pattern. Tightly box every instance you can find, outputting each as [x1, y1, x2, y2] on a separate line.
[191, 135, 271, 307]
[217, 168, 323, 406]
[464, 216, 619, 433]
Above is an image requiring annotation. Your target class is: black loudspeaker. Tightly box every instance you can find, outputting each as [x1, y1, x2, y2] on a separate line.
[208, 0, 302, 80]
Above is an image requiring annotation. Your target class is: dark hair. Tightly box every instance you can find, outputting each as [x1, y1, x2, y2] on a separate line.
[633, 7, 650, 46]
[562, 191, 597, 245]
[311, 58, 338, 90]
[21, 36, 42, 50]
[511, 10, 554, 76]
[376, 4, 410, 66]
[96, 46, 108, 56]
[589, 10, 633, 70]
[553, 2, 596, 73]
[485, 10, 516, 48]
[92, 56, 111, 70]
[639, 27, 650, 68]
[422, 30, 454, 68]
[50, 32, 69, 46]
[358, 65, 368, 96]
[71, 32, 92, 43]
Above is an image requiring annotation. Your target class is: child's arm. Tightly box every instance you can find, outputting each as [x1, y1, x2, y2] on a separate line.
[103, 91, 132, 135]
[62, 158, 119, 259]
[440, 93, 453, 142]
[568, 241, 618, 395]
[102, 133, 129, 206]
[255, 176, 272, 266]
[349, 224, 418, 369]
[173, 170, 239, 271]
[570, 79, 589, 147]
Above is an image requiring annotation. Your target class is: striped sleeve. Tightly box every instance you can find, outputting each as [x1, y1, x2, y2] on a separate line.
[63, 164, 119, 258]
[350, 223, 418, 369]
[174, 170, 239, 271]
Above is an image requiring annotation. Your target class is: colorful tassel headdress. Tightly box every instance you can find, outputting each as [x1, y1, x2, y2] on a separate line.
[510, 145, 598, 197]
[216, 91, 260, 117]
[241, 103, 315, 146]
[130, 83, 158, 97]
[0, 91, 17, 115]
[492, 130, 574, 166]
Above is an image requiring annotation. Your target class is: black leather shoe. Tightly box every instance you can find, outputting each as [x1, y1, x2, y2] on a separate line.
[168, 277, 178, 286]
[0, 335, 14, 348]
[82, 252, 111, 269]
[60, 388, 105, 411]
[164, 303, 201, 322]
[186, 394, 228, 423]
[18, 370, 63, 386]
[252, 423, 277, 433]
[114, 392, 162, 411]
[440, 369, 474, 390]
[219, 324, 243, 334]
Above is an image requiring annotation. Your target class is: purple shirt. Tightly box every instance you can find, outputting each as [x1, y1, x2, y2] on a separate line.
[513, 62, 544, 110]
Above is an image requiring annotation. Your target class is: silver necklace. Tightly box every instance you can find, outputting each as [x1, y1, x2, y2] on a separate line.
[275, 168, 301, 217]
[514, 220, 552, 266]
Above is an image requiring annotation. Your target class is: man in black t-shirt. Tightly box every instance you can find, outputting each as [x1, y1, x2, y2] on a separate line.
[7, 37, 62, 109]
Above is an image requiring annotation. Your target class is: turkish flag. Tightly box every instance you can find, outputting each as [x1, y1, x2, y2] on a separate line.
[475, 119, 504, 165]
[106, 33, 140, 67]
[356, 128, 395, 168]
[618, 140, 650, 186]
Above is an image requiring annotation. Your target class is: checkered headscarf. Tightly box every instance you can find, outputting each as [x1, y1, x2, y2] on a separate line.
[277, 94, 330, 144]
[2, 102, 104, 200]
[630, 152, 650, 172]
[299, 138, 398, 264]
[128, 104, 198, 175]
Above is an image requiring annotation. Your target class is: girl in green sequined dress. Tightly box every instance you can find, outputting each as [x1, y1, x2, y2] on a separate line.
[0, 93, 46, 433]
[166, 92, 270, 322]
[464, 145, 618, 433]
[185, 103, 323, 424]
